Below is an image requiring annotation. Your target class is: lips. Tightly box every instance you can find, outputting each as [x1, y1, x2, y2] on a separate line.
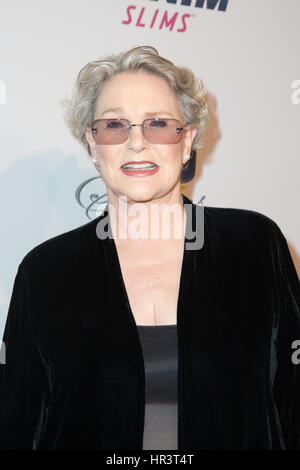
[120, 160, 158, 169]
[120, 160, 159, 177]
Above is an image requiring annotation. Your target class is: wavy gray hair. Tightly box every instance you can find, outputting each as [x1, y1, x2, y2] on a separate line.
[61, 45, 209, 158]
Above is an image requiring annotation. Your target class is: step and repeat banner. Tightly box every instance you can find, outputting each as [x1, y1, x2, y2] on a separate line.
[0, 0, 299, 337]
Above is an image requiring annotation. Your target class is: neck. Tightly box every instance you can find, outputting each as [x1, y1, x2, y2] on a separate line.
[106, 188, 186, 244]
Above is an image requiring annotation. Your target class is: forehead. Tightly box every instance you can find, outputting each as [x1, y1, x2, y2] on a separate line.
[95, 71, 182, 117]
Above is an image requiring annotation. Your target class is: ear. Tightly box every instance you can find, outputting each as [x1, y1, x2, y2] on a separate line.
[182, 125, 197, 158]
[85, 127, 97, 158]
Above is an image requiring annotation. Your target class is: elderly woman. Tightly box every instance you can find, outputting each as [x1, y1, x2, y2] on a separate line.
[0, 45, 300, 451]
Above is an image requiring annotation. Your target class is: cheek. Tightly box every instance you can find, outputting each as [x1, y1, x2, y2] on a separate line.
[96, 148, 121, 169]
[163, 147, 183, 169]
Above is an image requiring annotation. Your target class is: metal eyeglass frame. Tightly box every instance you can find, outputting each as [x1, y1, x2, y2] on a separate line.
[90, 117, 190, 142]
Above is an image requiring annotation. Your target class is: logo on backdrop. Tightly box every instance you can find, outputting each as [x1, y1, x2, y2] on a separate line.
[75, 176, 108, 219]
[75, 151, 197, 219]
[122, 0, 229, 33]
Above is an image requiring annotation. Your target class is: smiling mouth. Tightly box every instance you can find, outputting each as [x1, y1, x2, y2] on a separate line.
[121, 163, 158, 170]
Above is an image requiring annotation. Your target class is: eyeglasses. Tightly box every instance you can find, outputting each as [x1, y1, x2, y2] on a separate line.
[90, 117, 189, 145]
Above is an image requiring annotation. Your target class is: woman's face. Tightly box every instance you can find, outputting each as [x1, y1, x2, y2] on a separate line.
[85, 70, 197, 204]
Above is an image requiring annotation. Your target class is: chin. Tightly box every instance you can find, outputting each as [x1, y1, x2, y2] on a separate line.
[121, 191, 157, 204]
[114, 184, 159, 203]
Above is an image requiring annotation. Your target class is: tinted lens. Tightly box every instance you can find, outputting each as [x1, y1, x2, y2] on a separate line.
[91, 118, 185, 144]
[144, 118, 184, 144]
[91, 119, 129, 144]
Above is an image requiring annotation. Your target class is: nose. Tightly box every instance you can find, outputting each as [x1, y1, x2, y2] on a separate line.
[127, 124, 148, 149]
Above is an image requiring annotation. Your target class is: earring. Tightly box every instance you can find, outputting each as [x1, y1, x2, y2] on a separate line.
[184, 154, 190, 163]
[91, 157, 100, 171]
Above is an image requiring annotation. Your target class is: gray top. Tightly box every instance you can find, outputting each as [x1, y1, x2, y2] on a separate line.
[136, 324, 178, 450]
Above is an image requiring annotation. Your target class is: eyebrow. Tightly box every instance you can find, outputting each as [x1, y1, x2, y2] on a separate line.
[100, 107, 174, 118]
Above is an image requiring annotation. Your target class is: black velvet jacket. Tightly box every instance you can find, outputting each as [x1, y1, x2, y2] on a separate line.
[0, 194, 300, 450]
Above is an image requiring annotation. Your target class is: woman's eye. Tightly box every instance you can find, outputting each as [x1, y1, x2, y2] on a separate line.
[107, 120, 124, 129]
[150, 119, 167, 127]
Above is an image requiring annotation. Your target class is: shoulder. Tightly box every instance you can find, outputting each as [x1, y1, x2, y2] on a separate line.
[203, 204, 282, 247]
[18, 215, 102, 277]
[202, 205, 289, 285]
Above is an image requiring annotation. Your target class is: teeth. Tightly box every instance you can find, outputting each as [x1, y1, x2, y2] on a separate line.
[122, 163, 157, 170]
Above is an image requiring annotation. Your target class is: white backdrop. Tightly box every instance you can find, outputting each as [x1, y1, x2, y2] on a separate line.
[0, 0, 299, 338]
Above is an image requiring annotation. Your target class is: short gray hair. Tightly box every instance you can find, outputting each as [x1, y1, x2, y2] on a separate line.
[61, 45, 209, 158]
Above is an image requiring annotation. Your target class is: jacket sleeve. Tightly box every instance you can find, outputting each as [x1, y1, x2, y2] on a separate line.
[272, 225, 300, 450]
[0, 264, 49, 449]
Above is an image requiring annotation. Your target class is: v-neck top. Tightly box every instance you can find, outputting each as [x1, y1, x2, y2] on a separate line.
[136, 324, 178, 450]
